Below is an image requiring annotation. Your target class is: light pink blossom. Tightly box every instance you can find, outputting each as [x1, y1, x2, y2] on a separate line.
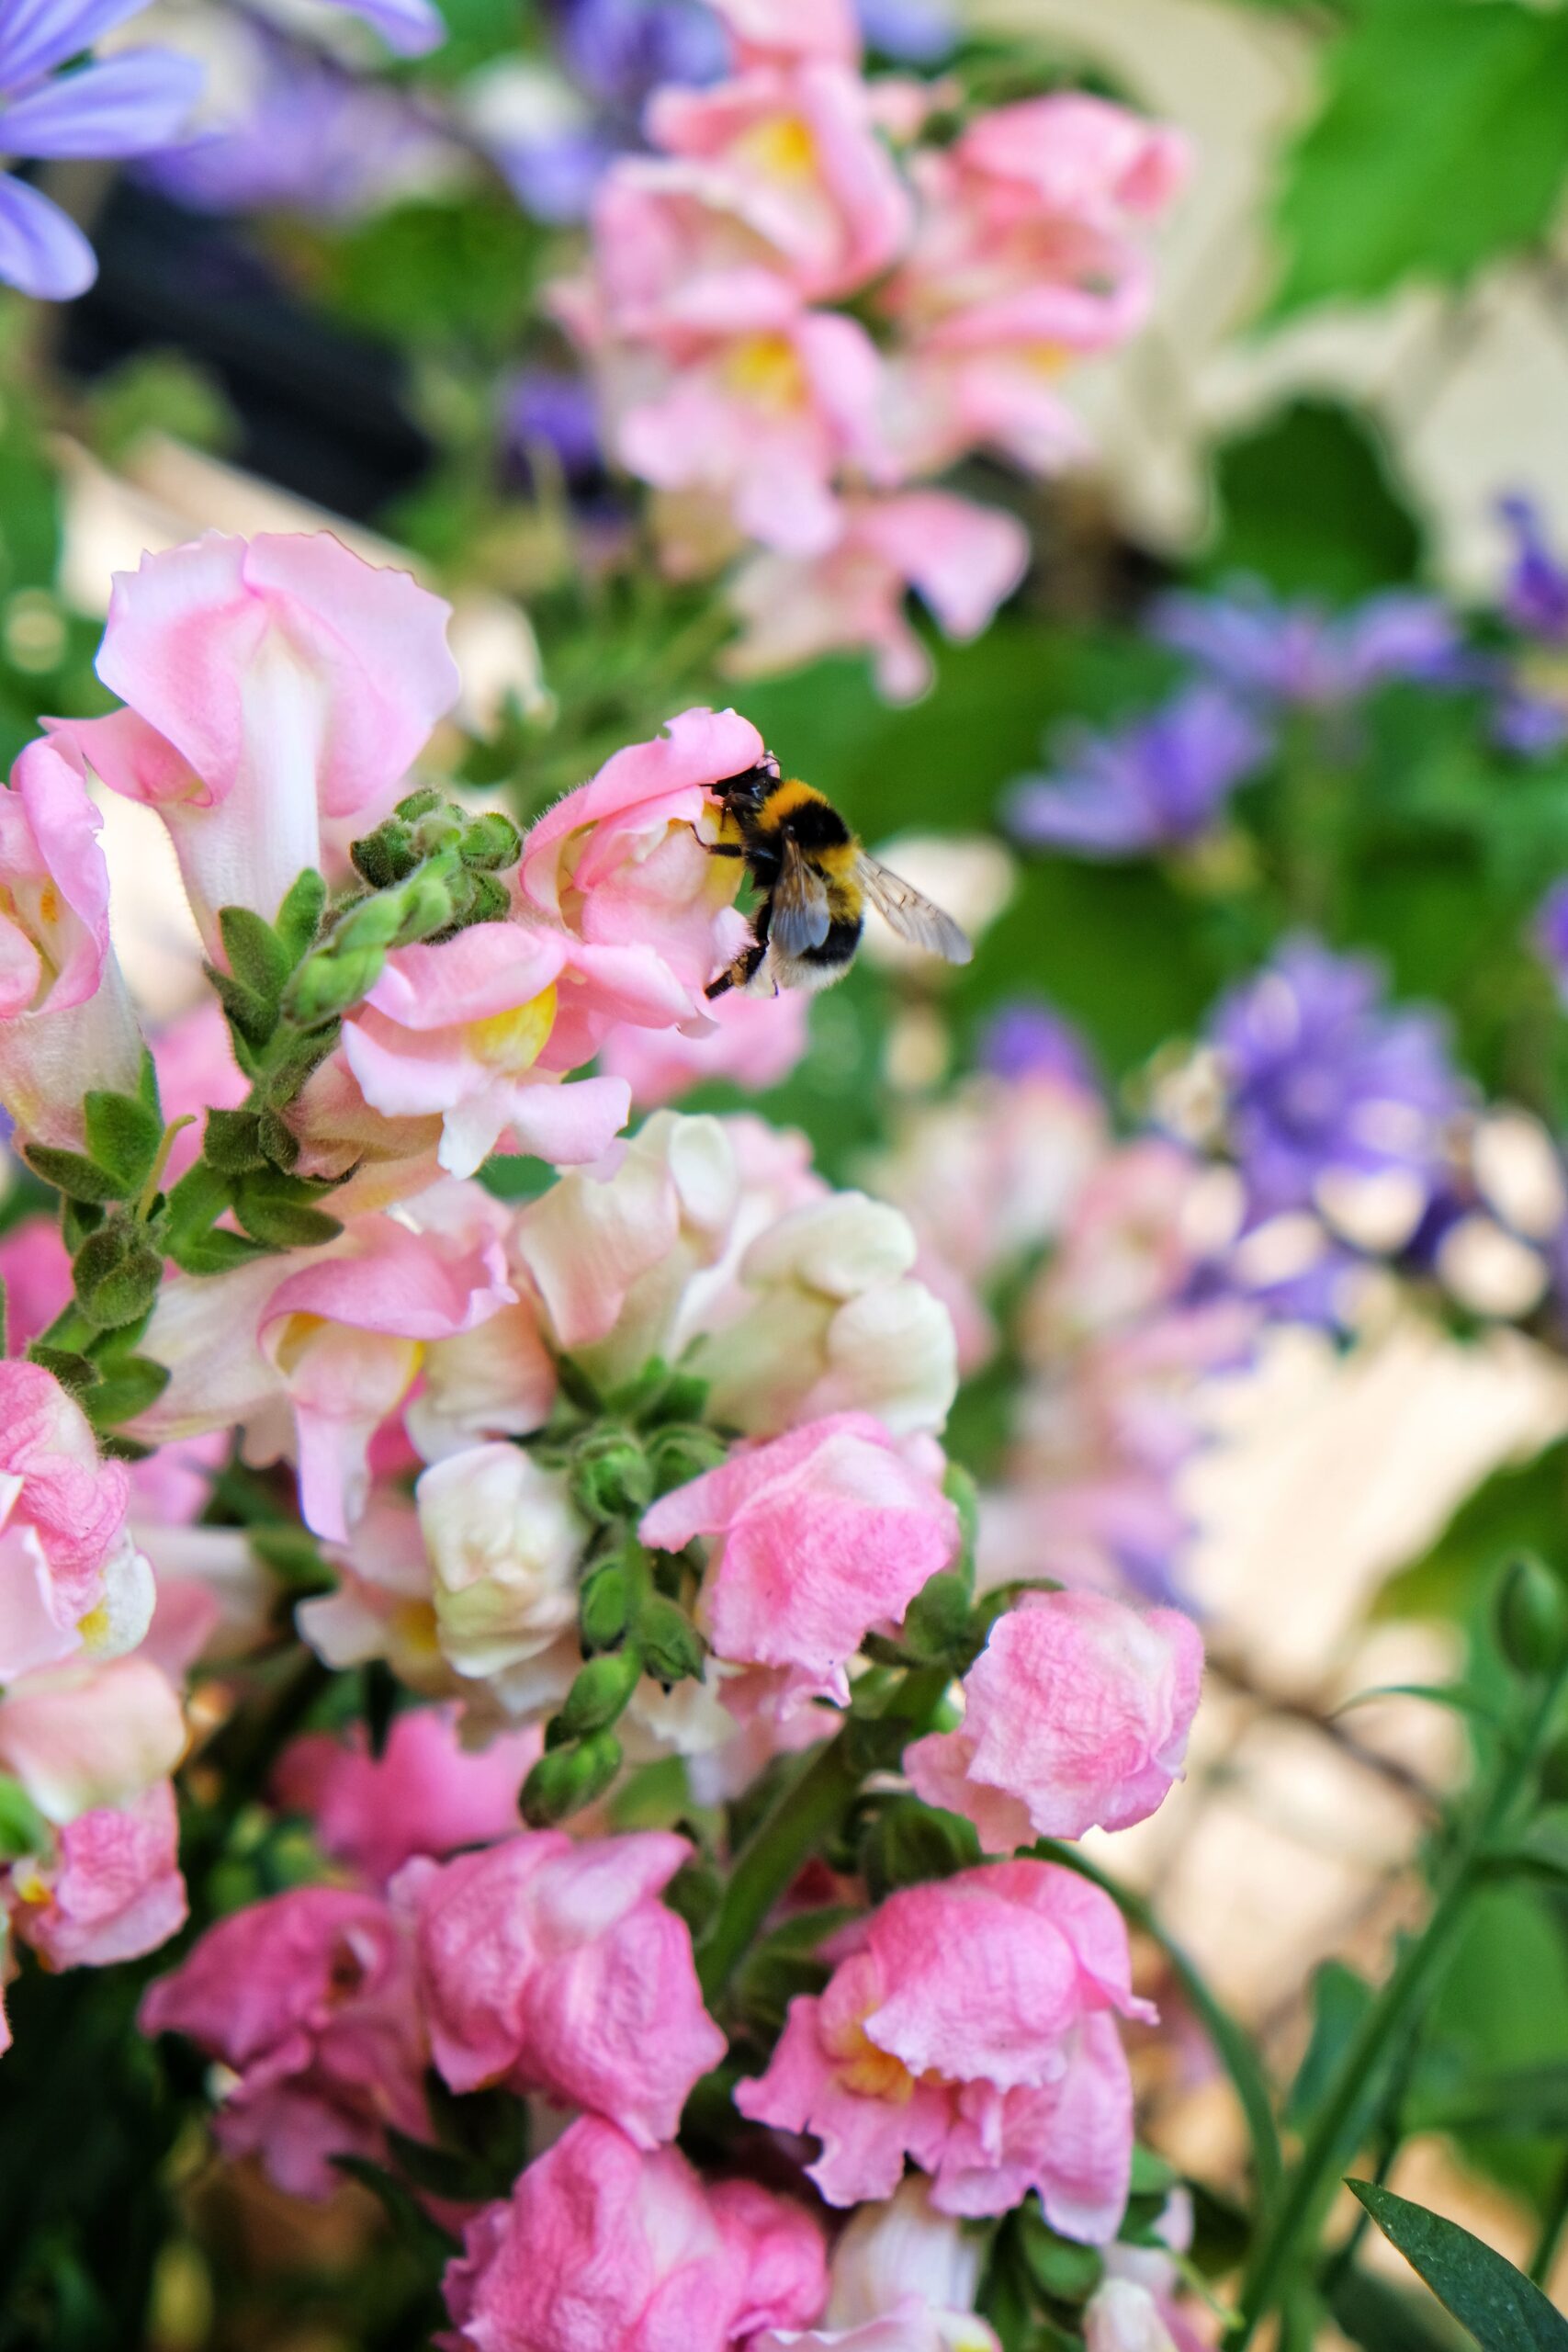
[599, 984, 809, 1109]
[341, 922, 636, 1179]
[139, 1884, 429, 2199]
[0, 1214, 72, 1349]
[0, 1361, 153, 1679]
[906, 1589, 1202, 1849]
[752, 2178, 1000, 2352]
[0, 1654, 186, 1821]
[735, 1860, 1153, 2235]
[150, 1001, 249, 1185]
[50, 530, 460, 952]
[395, 1826, 726, 2143]
[518, 707, 761, 1016]
[707, 0, 860, 68]
[645, 67, 911, 305]
[641, 1410, 959, 1706]
[726, 492, 1029, 702]
[416, 1442, 586, 1686]
[0, 738, 144, 1148]
[274, 1706, 541, 1886]
[258, 1209, 517, 1542]
[440, 2114, 828, 2352]
[9, 1781, 186, 1970]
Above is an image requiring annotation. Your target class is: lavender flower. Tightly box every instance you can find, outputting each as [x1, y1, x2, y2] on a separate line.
[856, 0, 958, 63]
[1500, 494, 1568, 642]
[557, 0, 726, 118]
[501, 368, 603, 485]
[1004, 684, 1269, 858]
[1533, 879, 1568, 1008]
[1210, 935, 1460, 1218]
[1493, 496, 1568, 757]
[0, 0, 203, 299]
[976, 1000, 1099, 1093]
[1151, 581, 1464, 712]
[145, 27, 448, 220]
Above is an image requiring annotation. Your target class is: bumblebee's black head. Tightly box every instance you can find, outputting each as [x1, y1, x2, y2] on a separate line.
[712, 752, 781, 811]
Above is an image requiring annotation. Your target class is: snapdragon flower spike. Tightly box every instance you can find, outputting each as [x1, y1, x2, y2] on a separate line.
[0, 0, 203, 300]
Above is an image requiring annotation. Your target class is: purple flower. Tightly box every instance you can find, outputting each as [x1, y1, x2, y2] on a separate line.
[500, 367, 603, 483]
[144, 28, 446, 220]
[856, 0, 958, 63]
[557, 0, 726, 118]
[1533, 880, 1568, 1008]
[1499, 494, 1568, 643]
[327, 0, 446, 53]
[0, 0, 203, 299]
[1003, 684, 1269, 857]
[976, 1000, 1099, 1093]
[1151, 582, 1465, 711]
[1210, 936, 1461, 1218]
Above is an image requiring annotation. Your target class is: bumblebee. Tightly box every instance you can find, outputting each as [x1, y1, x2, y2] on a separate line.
[704, 753, 974, 998]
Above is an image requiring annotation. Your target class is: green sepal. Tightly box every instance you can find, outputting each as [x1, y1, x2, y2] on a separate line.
[61, 1197, 105, 1249]
[83, 1088, 162, 1192]
[72, 1223, 163, 1329]
[274, 868, 328, 964]
[136, 1045, 163, 1120]
[231, 1172, 344, 1250]
[167, 1225, 279, 1277]
[203, 1107, 267, 1174]
[205, 959, 276, 1053]
[83, 1353, 171, 1429]
[636, 1594, 705, 1686]
[580, 1560, 631, 1652]
[859, 1794, 978, 1904]
[23, 1143, 125, 1204]
[1017, 2206, 1104, 2306]
[557, 1647, 644, 1739]
[898, 1567, 975, 1665]
[26, 1343, 99, 1394]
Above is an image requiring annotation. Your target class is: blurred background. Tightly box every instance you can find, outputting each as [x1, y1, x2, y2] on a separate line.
[7, 0, 1568, 2346]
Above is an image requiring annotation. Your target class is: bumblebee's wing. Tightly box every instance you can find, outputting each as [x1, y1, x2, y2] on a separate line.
[854, 854, 974, 965]
[771, 836, 833, 957]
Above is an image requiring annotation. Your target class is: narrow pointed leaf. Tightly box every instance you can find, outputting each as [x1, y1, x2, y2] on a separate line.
[1348, 2179, 1568, 2350]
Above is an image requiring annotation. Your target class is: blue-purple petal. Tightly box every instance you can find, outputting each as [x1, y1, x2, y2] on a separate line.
[0, 170, 96, 297]
[0, 47, 200, 158]
[0, 0, 152, 95]
[321, 0, 446, 58]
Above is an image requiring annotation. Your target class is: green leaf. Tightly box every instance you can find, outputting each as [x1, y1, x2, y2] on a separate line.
[81, 1090, 161, 1193]
[1410, 2061, 1568, 2139]
[1348, 2179, 1568, 2350]
[0, 1772, 49, 1860]
[217, 904, 292, 1008]
[1205, 399, 1422, 599]
[25, 1344, 99, 1394]
[1271, 0, 1568, 318]
[1327, 2264, 1466, 2352]
[165, 1225, 278, 1277]
[1288, 1961, 1374, 2131]
[22, 1144, 124, 1204]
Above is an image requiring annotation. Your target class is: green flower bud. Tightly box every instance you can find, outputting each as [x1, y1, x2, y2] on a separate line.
[286, 947, 385, 1027]
[393, 873, 457, 944]
[558, 1646, 643, 1738]
[1496, 1555, 1568, 1677]
[73, 1223, 164, 1330]
[393, 786, 445, 823]
[579, 1560, 631, 1652]
[570, 1431, 653, 1523]
[333, 893, 407, 954]
[460, 811, 524, 871]
[648, 1424, 728, 1496]
[521, 1731, 624, 1826]
[636, 1594, 705, 1686]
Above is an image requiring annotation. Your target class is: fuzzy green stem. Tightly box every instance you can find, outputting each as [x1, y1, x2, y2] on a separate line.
[1226, 1659, 1568, 2347]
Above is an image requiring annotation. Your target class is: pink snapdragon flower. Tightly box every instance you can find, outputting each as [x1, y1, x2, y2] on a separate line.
[752, 2177, 1000, 2352]
[149, 1001, 249, 1185]
[395, 1827, 726, 2143]
[611, 308, 889, 559]
[0, 1214, 72, 1349]
[415, 1442, 587, 1690]
[726, 492, 1030, 701]
[0, 1361, 154, 1679]
[906, 1589, 1202, 1849]
[139, 1884, 429, 2199]
[645, 63, 911, 305]
[50, 531, 461, 953]
[0, 739, 144, 1148]
[708, 0, 861, 69]
[440, 2115, 828, 2352]
[517, 707, 761, 1020]
[599, 984, 809, 1109]
[9, 1782, 185, 1970]
[340, 923, 637, 1179]
[736, 1860, 1153, 2235]
[641, 1410, 959, 1707]
[274, 1706, 541, 1887]
[0, 1655, 185, 1823]
[879, 96, 1189, 478]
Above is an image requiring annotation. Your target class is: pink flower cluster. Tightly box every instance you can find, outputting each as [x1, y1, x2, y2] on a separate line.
[554, 0, 1187, 695]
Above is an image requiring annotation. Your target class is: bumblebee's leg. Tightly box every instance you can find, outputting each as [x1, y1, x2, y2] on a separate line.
[706, 843, 746, 858]
[705, 891, 772, 1000]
